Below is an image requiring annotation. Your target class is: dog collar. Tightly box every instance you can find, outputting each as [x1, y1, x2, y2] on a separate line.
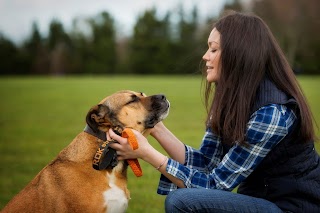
[92, 140, 118, 170]
[83, 125, 107, 141]
[84, 125, 120, 170]
[84, 126, 143, 176]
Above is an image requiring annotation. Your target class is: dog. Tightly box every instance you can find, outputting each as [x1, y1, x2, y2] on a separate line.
[2, 90, 170, 213]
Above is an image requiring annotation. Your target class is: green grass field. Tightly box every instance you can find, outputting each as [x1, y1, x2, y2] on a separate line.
[0, 75, 319, 212]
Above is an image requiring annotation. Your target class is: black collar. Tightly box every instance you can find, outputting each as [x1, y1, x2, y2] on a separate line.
[84, 125, 122, 170]
[83, 125, 107, 141]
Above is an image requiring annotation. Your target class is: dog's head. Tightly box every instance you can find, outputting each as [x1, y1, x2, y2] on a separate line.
[86, 90, 170, 135]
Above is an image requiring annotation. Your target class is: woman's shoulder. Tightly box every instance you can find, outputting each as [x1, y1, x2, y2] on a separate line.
[255, 103, 295, 115]
[250, 103, 297, 127]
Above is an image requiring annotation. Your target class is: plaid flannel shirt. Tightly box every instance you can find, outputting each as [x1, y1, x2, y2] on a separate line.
[157, 104, 297, 195]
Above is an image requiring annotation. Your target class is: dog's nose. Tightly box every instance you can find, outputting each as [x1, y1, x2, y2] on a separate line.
[153, 94, 166, 101]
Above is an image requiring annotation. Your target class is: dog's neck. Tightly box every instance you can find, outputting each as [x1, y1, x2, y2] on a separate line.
[84, 125, 123, 170]
[84, 125, 108, 141]
[84, 124, 150, 141]
[84, 125, 124, 141]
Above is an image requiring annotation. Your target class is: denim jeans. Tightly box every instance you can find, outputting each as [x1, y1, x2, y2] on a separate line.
[165, 188, 283, 213]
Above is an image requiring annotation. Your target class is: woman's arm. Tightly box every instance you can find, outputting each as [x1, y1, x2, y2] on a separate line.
[108, 128, 186, 188]
[159, 104, 297, 191]
[108, 122, 224, 191]
[150, 122, 186, 164]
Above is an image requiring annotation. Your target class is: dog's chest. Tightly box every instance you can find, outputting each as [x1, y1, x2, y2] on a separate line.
[103, 166, 129, 213]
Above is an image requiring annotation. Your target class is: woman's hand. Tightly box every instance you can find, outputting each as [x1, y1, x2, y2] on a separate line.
[108, 129, 151, 161]
[150, 121, 166, 138]
[108, 127, 186, 188]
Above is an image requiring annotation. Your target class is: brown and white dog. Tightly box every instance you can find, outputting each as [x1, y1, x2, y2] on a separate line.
[2, 90, 170, 213]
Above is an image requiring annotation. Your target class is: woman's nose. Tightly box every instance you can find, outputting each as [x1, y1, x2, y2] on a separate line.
[202, 50, 209, 61]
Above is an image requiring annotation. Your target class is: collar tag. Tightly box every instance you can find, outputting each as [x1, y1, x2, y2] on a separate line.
[92, 140, 118, 170]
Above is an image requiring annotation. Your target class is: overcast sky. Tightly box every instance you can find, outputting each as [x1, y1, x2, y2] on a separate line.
[0, 0, 226, 43]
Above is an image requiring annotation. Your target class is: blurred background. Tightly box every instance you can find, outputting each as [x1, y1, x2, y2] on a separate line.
[0, 0, 319, 76]
[0, 1, 319, 212]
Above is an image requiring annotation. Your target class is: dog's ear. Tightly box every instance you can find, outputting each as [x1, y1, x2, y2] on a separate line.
[86, 104, 112, 132]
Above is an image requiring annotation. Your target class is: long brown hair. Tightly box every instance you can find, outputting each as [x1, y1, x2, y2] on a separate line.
[204, 11, 315, 145]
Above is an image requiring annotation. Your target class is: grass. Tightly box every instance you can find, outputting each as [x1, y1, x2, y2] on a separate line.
[0, 75, 319, 212]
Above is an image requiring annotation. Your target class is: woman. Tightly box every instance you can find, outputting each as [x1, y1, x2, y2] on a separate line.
[109, 12, 320, 212]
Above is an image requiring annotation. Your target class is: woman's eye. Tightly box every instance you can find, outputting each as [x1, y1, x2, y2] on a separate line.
[211, 49, 217, 53]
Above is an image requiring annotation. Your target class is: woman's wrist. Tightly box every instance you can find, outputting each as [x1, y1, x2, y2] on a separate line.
[155, 156, 168, 170]
[150, 122, 168, 142]
[142, 146, 167, 169]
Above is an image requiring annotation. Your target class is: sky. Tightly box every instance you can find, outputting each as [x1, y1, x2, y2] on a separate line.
[0, 0, 226, 43]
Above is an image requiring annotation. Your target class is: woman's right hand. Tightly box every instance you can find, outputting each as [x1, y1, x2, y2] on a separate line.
[150, 121, 166, 138]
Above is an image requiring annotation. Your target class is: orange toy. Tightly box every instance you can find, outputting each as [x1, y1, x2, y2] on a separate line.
[122, 128, 143, 177]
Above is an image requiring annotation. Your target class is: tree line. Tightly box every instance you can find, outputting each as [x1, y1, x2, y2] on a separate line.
[0, 0, 319, 75]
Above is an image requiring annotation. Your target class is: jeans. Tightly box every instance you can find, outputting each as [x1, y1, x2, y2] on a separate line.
[165, 188, 283, 213]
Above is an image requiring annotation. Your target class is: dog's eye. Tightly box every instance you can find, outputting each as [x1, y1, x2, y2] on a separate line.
[126, 95, 139, 105]
[126, 100, 137, 105]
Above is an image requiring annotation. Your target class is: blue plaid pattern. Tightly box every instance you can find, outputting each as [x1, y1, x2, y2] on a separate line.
[157, 104, 297, 195]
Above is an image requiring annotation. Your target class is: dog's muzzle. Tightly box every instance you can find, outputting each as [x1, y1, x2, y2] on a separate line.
[145, 94, 170, 128]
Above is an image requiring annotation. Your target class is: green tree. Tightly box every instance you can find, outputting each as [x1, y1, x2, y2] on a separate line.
[69, 17, 91, 74]
[27, 22, 42, 51]
[47, 19, 71, 50]
[47, 19, 72, 75]
[129, 9, 173, 74]
[0, 34, 18, 74]
[252, 0, 320, 74]
[23, 21, 49, 75]
[85, 11, 117, 74]
[173, 5, 204, 74]
[0, 34, 30, 75]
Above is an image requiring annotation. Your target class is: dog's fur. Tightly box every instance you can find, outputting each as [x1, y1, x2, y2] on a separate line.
[2, 90, 170, 213]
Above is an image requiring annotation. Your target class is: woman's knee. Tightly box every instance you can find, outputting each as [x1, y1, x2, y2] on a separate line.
[165, 189, 191, 213]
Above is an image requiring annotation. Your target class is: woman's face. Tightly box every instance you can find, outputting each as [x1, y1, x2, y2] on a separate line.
[202, 28, 221, 83]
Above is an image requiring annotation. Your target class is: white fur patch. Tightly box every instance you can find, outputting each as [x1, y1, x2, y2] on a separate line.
[103, 166, 129, 213]
[159, 100, 170, 121]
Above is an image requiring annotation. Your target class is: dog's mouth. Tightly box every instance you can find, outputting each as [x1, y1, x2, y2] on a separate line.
[144, 98, 170, 128]
[159, 100, 170, 120]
